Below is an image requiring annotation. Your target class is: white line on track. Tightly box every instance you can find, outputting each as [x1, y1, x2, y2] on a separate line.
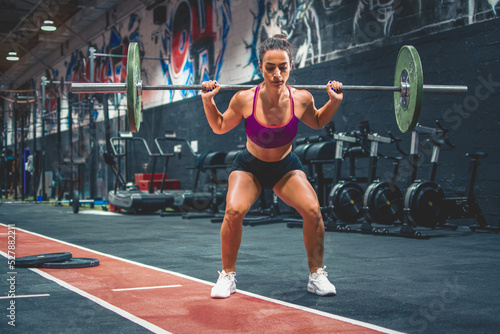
[0, 223, 406, 334]
[76, 211, 123, 216]
[0, 294, 50, 299]
[0, 250, 171, 334]
[112, 285, 182, 291]
[30, 268, 172, 334]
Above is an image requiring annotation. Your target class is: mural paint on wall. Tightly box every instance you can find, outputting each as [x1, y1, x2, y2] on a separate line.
[155, 0, 233, 103]
[246, 0, 322, 74]
[353, 0, 397, 38]
[61, 1, 232, 110]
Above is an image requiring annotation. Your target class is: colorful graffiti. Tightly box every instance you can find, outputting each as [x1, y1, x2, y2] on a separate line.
[63, 1, 232, 104]
[247, 0, 322, 77]
[65, 15, 141, 87]
[158, 0, 232, 101]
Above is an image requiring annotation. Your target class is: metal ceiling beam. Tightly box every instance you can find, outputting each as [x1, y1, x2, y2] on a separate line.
[3, 0, 140, 88]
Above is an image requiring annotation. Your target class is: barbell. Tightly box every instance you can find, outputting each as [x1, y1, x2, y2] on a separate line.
[0, 190, 93, 214]
[71, 42, 468, 133]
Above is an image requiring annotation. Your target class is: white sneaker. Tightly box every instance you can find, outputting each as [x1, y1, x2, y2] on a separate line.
[307, 266, 336, 296]
[211, 270, 237, 298]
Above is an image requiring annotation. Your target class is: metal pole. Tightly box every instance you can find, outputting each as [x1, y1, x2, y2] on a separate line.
[89, 47, 96, 83]
[72, 83, 126, 93]
[41, 77, 47, 201]
[56, 96, 61, 200]
[93, 52, 168, 61]
[71, 82, 469, 94]
[144, 84, 403, 92]
[13, 94, 18, 200]
[20, 102, 25, 200]
[422, 85, 469, 93]
[103, 93, 112, 196]
[89, 47, 96, 202]
[68, 92, 74, 197]
[89, 97, 96, 201]
[32, 95, 37, 199]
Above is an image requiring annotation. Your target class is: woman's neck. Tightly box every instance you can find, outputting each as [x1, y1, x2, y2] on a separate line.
[260, 82, 288, 107]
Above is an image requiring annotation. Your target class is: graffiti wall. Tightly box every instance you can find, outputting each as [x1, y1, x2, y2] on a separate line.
[57, 0, 498, 113]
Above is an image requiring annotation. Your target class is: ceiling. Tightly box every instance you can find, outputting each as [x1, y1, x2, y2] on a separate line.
[0, 0, 157, 90]
[0, 0, 83, 88]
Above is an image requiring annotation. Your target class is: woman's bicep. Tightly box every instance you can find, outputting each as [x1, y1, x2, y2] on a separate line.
[220, 108, 243, 133]
[296, 92, 322, 129]
[218, 94, 246, 133]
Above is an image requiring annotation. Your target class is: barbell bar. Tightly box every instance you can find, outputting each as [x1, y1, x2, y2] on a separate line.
[1, 190, 93, 214]
[70, 83, 468, 94]
[70, 42, 468, 133]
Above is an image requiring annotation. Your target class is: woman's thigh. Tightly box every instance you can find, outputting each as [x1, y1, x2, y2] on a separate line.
[225, 171, 262, 214]
[273, 170, 321, 216]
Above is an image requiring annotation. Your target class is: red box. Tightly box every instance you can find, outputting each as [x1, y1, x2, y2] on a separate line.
[135, 173, 167, 184]
[135, 173, 181, 193]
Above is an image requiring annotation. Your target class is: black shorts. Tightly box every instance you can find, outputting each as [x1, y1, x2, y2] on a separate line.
[231, 149, 305, 189]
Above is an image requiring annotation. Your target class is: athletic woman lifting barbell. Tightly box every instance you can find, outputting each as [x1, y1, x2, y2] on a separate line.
[201, 34, 342, 299]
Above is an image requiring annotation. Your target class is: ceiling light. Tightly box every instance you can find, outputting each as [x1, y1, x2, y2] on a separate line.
[41, 20, 57, 32]
[6, 52, 19, 61]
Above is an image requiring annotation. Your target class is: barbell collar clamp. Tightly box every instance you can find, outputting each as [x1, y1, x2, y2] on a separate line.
[137, 80, 143, 96]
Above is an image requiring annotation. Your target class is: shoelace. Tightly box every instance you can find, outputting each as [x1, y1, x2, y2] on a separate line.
[218, 271, 237, 282]
[314, 266, 329, 278]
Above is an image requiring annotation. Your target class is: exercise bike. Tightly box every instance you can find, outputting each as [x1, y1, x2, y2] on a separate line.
[326, 124, 369, 228]
[403, 122, 499, 234]
[401, 122, 455, 232]
[361, 131, 406, 233]
[446, 152, 499, 233]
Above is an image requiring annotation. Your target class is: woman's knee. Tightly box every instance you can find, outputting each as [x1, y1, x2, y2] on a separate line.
[224, 203, 250, 223]
[299, 202, 323, 222]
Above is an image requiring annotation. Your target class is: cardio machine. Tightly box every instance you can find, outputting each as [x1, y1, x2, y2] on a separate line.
[327, 122, 373, 227]
[325, 135, 367, 230]
[326, 123, 405, 233]
[403, 121, 499, 235]
[107, 133, 175, 213]
[154, 133, 225, 218]
[361, 131, 406, 232]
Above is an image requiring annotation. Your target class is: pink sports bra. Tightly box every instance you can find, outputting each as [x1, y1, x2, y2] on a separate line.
[245, 85, 299, 149]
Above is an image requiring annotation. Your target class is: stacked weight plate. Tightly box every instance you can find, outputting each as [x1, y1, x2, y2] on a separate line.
[15, 252, 100, 269]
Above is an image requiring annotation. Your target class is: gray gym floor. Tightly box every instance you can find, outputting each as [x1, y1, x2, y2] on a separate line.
[0, 202, 499, 333]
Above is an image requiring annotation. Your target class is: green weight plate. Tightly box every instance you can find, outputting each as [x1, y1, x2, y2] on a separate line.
[39, 257, 100, 269]
[394, 45, 423, 133]
[15, 252, 73, 267]
[127, 42, 141, 132]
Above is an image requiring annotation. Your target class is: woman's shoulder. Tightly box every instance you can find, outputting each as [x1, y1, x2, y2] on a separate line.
[289, 85, 313, 103]
[232, 86, 258, 104]
[227, 86, 258, 117]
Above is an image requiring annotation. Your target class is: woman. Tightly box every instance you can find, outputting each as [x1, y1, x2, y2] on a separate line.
[201, 34, 343, 298]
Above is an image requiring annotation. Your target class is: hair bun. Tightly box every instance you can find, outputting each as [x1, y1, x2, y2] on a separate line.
[258, 34, 294, 62]
[273, 34, 287, 40]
